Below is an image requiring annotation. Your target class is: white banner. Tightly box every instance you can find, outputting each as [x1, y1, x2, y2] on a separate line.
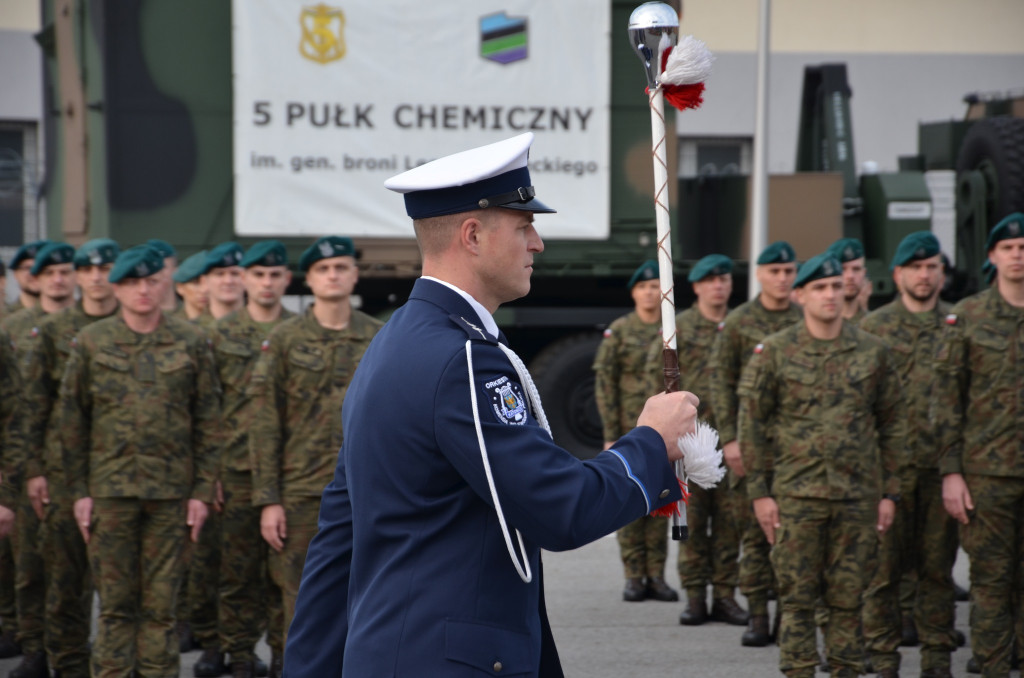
[232, 1, 610, 239]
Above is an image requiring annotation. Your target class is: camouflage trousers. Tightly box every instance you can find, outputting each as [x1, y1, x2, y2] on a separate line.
[616, 514, 669, 579]
[89, 498, 189, 678]
[182, 508, 221, 648]
[960, 474, 1024, 677]
[41, 479, 93, 676]
[863, 468, 957, 672]
[678, 481, 741, 599]
[219, 471, 282, 659]
[13, 486, 45, 653]
[0, 535, 14, 634]
[771, 496, 876, 678]
[735, 474, 775, 616]
[266, 496, 320, 647]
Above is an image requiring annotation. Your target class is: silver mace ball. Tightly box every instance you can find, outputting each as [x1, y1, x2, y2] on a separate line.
[628, 2, 679, 90]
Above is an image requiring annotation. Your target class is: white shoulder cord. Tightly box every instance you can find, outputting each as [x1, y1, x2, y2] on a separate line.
[465, 340, 552, 584]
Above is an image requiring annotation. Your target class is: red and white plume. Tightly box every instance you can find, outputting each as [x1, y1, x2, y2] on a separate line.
[658, 35, 714, 112]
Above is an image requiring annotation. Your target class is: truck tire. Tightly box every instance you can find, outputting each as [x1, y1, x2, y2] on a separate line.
[529, 332, 604, 460]
[956, 116, 1024, 219]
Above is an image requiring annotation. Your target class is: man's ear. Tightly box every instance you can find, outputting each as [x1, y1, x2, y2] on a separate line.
[458, 216, 484, 254]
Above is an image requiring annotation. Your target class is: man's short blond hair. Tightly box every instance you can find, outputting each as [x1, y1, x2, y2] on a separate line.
[413, 209, 488, 257]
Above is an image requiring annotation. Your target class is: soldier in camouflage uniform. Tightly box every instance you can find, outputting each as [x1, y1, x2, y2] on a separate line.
[250, 236, 382, 649]
[21, 239, 120, 678]
[213, 241, 293, 678]
[0, 241, 48, 660]
[644, 254, 748, 625]
[936, 213, 1024, 677]
[738, 253, 907, 678]
[189, 242, 247, 677]
[860, 232, 957, 678]
[58, 245, 221, 678]
[826, 238, 868, 324]
[709, 241, 801, 646]
[0, 328, 24, 526]
[593, 260, 677, 603]
[172, 251, 210, 322]
[2, 242, 77, 678]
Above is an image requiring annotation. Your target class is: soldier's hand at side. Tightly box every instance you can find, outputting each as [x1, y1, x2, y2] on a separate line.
[186, 499, 209, 543]
[722, 441, 746, 477]
[637, 391, 699, 462]
[876, 498, 896, 534]
[261, 504, 288, 553]
[213, 480, 225, 514]
[752, 496, 780, 545]
[74, 497, 93, 544]
[0, 506, 13, 538]
[942, 473, 973, 525]
[27, 476, 50, 520]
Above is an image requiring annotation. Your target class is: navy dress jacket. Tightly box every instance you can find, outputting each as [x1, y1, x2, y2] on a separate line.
[284, 278, 682, 677]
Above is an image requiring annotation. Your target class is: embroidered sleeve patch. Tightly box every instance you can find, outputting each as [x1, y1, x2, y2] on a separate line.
[945, 314, 958, 325]
[753, 343, 764, 354]
[603, 328, 613, 338]
[484, 375, 528, 425]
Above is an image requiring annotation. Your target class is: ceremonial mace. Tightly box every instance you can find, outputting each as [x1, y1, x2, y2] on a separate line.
[628, 2, 722, 540]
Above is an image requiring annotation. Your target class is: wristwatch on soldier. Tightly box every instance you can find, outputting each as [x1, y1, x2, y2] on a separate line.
[882, 493, 901, 504]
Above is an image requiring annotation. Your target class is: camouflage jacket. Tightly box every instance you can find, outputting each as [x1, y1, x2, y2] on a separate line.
[737, 321, 907, 501]
[643, 305, 723, 428]
[0, 329, 24, 508]
[22, 302, 118, 481]
[210, 305, 294, 474]
[846, 307, 867, 325]
[250, 307, 382, 505]
[710, 296, 802, 445]
[935, 287, 1024, 478]
[1, 305, 47, 355]
[593, 311, 661, 442]
[58, 313, 222, 502]
[860, 297, 951, 471]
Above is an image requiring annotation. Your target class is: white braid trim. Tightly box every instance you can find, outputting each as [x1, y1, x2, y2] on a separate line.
[466, 340, 533, 584]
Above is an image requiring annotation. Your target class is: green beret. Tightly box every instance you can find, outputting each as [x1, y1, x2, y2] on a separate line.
[109, 245, 165, 283]
[146, 239, 177, 260]
[794, 253, 843, 289]
[74, 238, 121, 269]
[986, 212, 1024, 251]
[626, 259, 659, 289]
[30, 242, 75, 275]
[241, 240, 288, 268]
[826, 238, 865, 263]
[756, 241, 796, 266]
[202, 242, 245, 274]
[173, 250, 209, 283]
[10, 240, 51, 270]
[889, 231, 940, 271]
[687, 254, 733, 283]
[299, 236, 356, 272]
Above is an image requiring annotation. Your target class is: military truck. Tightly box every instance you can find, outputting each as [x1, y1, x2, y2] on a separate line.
[34, 0, 1024, 456]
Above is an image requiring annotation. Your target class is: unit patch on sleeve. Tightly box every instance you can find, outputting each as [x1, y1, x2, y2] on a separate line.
[485, 375, 528, 425]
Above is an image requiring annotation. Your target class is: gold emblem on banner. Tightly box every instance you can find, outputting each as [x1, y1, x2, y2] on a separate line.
[300, 4, 346, 64]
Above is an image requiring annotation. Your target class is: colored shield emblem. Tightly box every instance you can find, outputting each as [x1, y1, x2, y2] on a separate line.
[480, 12, 528, 65]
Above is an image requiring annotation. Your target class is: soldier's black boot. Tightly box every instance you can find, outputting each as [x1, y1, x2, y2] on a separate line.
[919, 668, 953, 678]
[268, 651, 283, 678]
[231, 661, 255, 678]
[770, 604, 782, 643]
[194, 647, 228, 677]
[678, 596, 707, 625]
[9, 649, 49, 678]
[954, 582, 969, 602]
[254, 656, 269, 677]
[874, 668, 898, 678]
[740, 614, 770, 647]
[645, 576, 679, 602]
[622, 577, 646, 602]
[710, 597, 749, 626]
[0, 627, 22, 658]
[965, 655, 980, 674]
[899, 614, 918, 646]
